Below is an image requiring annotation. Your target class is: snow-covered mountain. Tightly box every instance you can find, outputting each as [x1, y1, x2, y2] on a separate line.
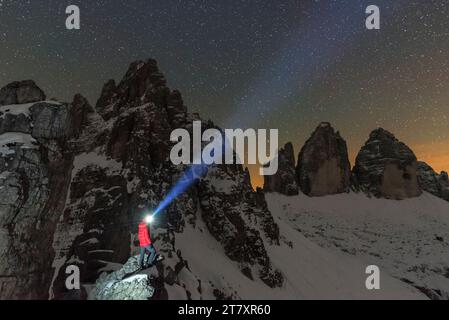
[0, 59, 447, 300]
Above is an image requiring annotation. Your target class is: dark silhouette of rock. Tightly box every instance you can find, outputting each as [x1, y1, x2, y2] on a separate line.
[352, 128, 421, 199]
[296, 122, 351, 196]
[0, 80, 46, 106]
[263, 142, 299, 195]
[95, 59, 169, 121]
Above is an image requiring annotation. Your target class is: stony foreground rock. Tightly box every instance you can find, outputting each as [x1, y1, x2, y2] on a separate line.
[263, 142, 299, 195]
[90, 257, 154, 300]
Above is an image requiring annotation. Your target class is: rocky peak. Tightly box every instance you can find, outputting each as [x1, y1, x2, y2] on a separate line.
[353, 128, 421, 199]
[0, 80, 46, 106]
[95, 59, 169, 120]
[282, 142, 295, 166]
[417, 162, 449, 201]
[263, 142, 299, 195]
[368, 127, 395, 140]
[296, 122, 351, 196]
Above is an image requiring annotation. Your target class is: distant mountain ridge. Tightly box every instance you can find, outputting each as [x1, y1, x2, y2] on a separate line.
[264, 123, 448, 202]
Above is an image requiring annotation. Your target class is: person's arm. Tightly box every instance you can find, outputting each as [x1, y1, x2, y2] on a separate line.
[145, 226, 151, 244]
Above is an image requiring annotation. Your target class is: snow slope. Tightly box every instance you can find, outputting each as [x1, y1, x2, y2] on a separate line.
[0, 132, 37, 155]
[266, 191, 449, 299]
[156, 206, 427, 299]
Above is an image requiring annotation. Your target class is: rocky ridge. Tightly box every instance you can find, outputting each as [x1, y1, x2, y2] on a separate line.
[0, 59, 282, 299]
[263, 142, 299, 195]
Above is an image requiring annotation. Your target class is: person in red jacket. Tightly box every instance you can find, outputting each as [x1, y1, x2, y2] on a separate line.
[138, 216, 157, 269]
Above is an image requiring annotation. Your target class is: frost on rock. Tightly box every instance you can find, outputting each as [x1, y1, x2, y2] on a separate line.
[91, 256, 154, 300]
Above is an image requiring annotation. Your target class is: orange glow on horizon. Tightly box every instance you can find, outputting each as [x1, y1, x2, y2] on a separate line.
[246, 164, 264, 190]
[412, 140, 449, 174]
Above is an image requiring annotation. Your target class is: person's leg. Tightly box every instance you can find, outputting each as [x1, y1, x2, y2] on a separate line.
[146, 245, 157, 266]
[139, 247, 146, 268]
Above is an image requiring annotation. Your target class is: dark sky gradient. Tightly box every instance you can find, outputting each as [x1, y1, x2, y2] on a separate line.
[1, 0, 448, 187]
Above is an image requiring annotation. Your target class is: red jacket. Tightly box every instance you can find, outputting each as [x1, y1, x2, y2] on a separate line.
[138, 222, 152, 247]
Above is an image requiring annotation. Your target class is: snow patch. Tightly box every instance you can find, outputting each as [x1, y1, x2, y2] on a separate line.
[0, 100, 61, 119]
[72, 150, 122, 175]
[0, 132, 37, 155]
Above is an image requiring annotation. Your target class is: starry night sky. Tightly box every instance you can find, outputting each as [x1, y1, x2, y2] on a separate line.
[1, 0, 448, 187]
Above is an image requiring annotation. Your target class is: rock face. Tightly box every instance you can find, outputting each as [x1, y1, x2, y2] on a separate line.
[417, 161, 449, 201]
[198, 166, 282, 287]
[296, 122, 351, 196]
[263, 142, 299, 195]
[0, 81, 83, 298]
[0, 80, 46, 106]
[353, 128, 421, 200]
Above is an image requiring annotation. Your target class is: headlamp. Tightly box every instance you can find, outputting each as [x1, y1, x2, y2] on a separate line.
[145, 214, 154, 224]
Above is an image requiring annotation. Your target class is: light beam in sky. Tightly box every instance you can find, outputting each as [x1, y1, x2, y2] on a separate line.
[152, 0, 408, 216]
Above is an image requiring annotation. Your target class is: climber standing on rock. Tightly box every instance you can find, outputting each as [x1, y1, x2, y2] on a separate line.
[138, 215, 157, 269]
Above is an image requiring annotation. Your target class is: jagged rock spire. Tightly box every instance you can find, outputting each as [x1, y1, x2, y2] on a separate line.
[352, 128, 421, 199]
[296, 122, 351, 196]
[95, 59, 169, 120]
